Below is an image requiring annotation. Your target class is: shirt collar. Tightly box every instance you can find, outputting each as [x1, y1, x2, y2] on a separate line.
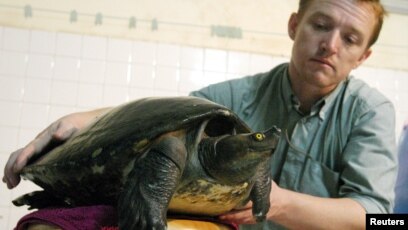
[281, 65, 346, 120]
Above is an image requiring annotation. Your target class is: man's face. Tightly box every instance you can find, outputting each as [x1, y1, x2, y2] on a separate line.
[288, 0, 376, 92]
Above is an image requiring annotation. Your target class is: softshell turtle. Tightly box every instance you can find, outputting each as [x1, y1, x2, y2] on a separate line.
[13, 96, 281, 229]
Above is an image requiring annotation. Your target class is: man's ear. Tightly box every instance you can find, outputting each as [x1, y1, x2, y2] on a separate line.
[288, 13, 299, 40]
[354, 48, 372, 69]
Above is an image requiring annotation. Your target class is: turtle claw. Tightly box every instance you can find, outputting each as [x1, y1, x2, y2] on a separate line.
[253, 211, 267, 222]
[118, 201, 167, 230]
[12, 190, 68, 210]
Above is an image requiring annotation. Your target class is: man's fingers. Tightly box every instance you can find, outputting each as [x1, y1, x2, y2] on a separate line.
[54, 126, 77, 140]
[13, 145, 36, 173]
[219, 209, 256, 225]
[3, 149, 24, 189]
[3, 117, 79, 190]
[236, 201, 253, 210]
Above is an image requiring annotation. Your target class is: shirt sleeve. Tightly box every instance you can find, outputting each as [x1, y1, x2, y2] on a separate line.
[189, 81, 233, 107]
[189, 77, 254, 112]
[339, 99, 398, 213]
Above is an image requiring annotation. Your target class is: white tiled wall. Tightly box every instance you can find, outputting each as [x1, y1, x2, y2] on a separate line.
[0, 25, 407, 229]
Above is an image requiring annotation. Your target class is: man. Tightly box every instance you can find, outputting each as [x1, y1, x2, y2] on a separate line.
[394, 121, 408, 213]
[3, 0, 397, 229]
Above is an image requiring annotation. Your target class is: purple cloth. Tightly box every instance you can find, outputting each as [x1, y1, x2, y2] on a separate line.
[15, 205, 118, 230]
[15, 205, 238, 230]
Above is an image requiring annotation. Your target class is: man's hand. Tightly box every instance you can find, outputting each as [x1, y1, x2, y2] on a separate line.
[2, 117, 79, 189]
[219, 181, 281, 225]
[219, 201, 256, 225]
[2, 108, 110, 189]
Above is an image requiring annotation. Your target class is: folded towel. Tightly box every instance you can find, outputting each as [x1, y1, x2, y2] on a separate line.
[15, 205, 238, 230]
[15, 205, 117, 230]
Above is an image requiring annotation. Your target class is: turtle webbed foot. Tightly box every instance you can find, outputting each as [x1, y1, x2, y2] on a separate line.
[118, 136, 187, 230]
[250, 161, 272, 223]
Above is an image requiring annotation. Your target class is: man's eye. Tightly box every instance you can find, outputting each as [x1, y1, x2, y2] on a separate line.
[313, 23, 328, 31]
[344, 35, 358, 45]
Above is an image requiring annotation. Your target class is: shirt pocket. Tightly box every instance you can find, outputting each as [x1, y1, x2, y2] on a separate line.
[279, 150, 340, 197]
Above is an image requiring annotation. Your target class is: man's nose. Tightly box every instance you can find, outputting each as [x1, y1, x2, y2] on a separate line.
[319, 30, 340, 56]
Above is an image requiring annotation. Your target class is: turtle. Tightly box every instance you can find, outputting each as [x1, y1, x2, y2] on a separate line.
[13, 96, 281, 230]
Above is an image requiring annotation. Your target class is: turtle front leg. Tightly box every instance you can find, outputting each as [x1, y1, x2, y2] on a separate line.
[250, 160, 272, 222]
[118, 135, 187, 230]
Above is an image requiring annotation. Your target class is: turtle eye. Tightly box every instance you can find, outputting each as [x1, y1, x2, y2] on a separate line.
[253, 133, 265, 141]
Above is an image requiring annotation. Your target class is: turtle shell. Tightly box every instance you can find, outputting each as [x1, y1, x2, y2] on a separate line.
[20, 96, 252, 207]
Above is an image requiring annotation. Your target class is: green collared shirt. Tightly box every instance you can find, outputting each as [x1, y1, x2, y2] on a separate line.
[190, 63, 397, 229]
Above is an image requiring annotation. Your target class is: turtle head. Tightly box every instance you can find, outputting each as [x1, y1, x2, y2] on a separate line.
[199, 126, 281, 184]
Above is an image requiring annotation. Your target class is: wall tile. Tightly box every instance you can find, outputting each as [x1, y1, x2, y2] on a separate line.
[77, 83, 103, 108]
[56, 32, 82, 57]
[9, 181, 42, 227]
[130, 64, 155, 88]
[228, 51, 250, 74]
[157, 43, 180, 67]
[26, 54, 54, 79]
[352, 66, 379, 89]
[29, 30, 56, 54]
[204, 49, 227, 72]
[0, 127, 18, 152]
[399, 92, 408, 111]
[377, 69, 396, 91]
[0, 207, 10, 230]
[180, 46, 203, 70]
[102, 85, 129, 106]
[23, 78, 52, 103]
[0, 26, 3, 47]
[0, 155, 13, 197]
[0, 189, 11, 206]
[203, 71, 226, 86]
[154, 66, 179, 91]
[271, 56, 290, 68]
[11, 180, 42, 200]
[8, 208, 30, 230]
[2, 27, 30, 52]
[48, 105, 76, 124]
[104, 62, 129, 86]
[249, 54, 273, 74]
[153, 89, 179, 97]
[107, 38, 132, 62]
[132, 41, 156, 64]
[79, 59, 106, 84]
[20, 104, 49, 129]
[0, 101, 21, 127]
[129, 87, 154, 100]
[226, 73, 242, 80]
[0, 51, 27, 77]
[395, 70, 408, 91]
[0, 77, 24, 101]
[53, 57, 79, 81]
[82, 35, 107, 60]
[179, 69, 204, 93]
[50, 81, 78, 106]
[17, 128, 41, 147]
